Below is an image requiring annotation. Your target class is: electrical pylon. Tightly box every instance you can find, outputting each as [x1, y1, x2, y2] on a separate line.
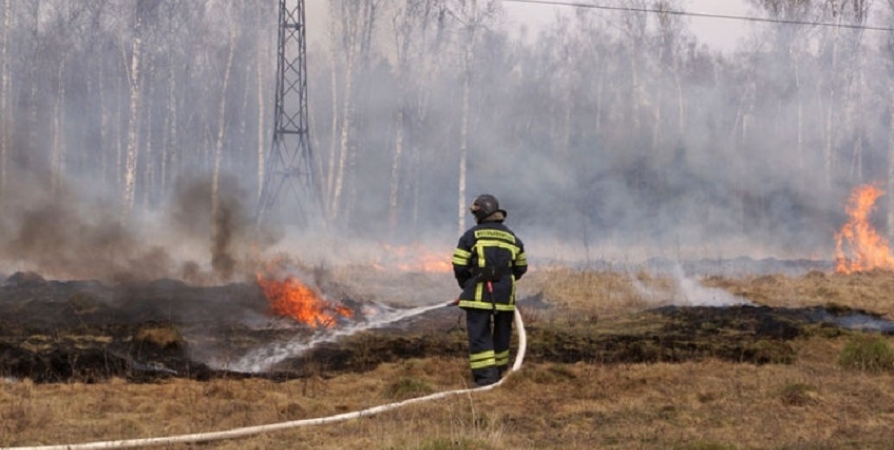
[256, 0, 319, 225]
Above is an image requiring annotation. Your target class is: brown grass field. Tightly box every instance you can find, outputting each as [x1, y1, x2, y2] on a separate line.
[2, 268, 894, 450]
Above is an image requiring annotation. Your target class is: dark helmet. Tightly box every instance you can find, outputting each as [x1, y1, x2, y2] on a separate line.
[470, 194, 507, 223]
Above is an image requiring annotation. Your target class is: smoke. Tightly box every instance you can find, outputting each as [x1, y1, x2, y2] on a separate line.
[218, 301, 447, 373]
[2, 0, 890, 284]
[0, 164, 265, 283]
[631, 264, 752, 307]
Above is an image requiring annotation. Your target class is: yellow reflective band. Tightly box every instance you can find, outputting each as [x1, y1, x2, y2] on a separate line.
[495, 350, 510, 365]
[516, 252, 527, 265]
[458, 300, 492, 309]
[470, 359, 496, 370]
[474, 229, 516, 243]
[470, 350, 495, 362]
[452, 248, 471, 265]
[470, 351, 496, 369]
[474, 240, 520, 259]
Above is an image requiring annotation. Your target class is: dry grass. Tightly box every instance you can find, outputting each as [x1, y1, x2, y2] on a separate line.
[3, 269, 894, 449]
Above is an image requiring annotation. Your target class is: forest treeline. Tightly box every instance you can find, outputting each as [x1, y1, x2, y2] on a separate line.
[0, 0, 891, 256]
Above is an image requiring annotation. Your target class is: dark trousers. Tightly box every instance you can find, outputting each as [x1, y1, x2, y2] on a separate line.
[465, 308, 514, 385]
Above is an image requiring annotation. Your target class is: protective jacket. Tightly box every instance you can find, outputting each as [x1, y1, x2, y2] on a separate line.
[452, 220, 527, 311]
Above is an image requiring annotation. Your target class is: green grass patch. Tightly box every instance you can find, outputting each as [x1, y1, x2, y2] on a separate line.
[383, 377, 435, 400]
[838, 334, 894, 372]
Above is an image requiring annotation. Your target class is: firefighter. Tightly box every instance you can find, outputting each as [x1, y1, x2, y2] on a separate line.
[452, 194, 528, 387]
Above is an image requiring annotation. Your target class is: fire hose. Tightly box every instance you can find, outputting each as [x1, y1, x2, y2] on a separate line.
[2, 302, 527, 450]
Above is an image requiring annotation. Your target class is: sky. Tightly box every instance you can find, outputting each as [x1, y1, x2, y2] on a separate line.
[499, 0, 753, 52]
[305, 0, 754, 53]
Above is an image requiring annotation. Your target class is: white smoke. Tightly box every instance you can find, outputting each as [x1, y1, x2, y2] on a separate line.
[632, 264, 752, 307]
[216, 301, 448, 373]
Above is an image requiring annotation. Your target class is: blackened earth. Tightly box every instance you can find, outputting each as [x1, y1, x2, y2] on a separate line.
[0, 272, 888, 383]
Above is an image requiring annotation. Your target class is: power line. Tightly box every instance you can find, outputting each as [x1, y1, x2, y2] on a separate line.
[501, 0, 894, 32]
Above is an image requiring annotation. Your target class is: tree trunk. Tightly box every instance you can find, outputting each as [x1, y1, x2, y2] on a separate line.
[123, 9, 145, 219]
[330, 14, 358, 221]
[211, 27, 236, 221]
[823, 15, 841, 187]
[325, 31, 338, 208]
[389, 101, 405, 228]
[256, 11, 267, 201]
[142, 51, 155, 208]
[0, 0, 10, 206]
[51, 58, 66, 198]
[27, 1, 40, 165]
[99, 56, 109, 184]
[888, 85, 894, 240]
[457, 0, 478, 236]
[389, 8, 413, 230]
[163, 44, 177, 194]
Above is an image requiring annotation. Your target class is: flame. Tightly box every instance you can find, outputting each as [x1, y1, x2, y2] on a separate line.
[834, 184, 894, 274]
[379, 244, 453, 273]
[256, 274, 353, 328]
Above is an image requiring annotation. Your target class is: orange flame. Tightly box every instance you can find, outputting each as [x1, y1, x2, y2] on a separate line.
[835, 185, 894, 274]
[256, 274, 353, 328]
[379, 244, 453, 273]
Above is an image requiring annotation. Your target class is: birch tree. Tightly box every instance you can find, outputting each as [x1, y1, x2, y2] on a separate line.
[211, 17, 237, 226]
[0, 0, 10, 207]
[448, 0, 499, 235]
[327, 0, 360, 220]
[327, 0, 379, 221]
[885, 0, 894, 239]
[122, 0, 154, 219]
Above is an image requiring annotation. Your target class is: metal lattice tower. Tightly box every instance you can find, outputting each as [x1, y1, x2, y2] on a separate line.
[257, 0, 319, 225]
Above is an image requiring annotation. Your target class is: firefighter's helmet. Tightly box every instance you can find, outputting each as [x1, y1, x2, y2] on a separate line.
[470, 194, 507, 223]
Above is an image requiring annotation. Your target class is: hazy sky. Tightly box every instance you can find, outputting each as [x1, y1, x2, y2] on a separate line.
[500, 0, 752, 52]
[305, 0, 754, 53]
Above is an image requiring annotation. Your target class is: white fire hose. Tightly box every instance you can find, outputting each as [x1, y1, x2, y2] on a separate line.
[2, 307, 527, 450]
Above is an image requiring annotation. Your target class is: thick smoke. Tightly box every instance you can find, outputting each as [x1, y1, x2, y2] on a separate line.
[0, 165, 261, 283]
[0, 1, 890, 283]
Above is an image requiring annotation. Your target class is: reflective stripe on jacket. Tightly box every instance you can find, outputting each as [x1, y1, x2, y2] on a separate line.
[452, 222, 527, 311]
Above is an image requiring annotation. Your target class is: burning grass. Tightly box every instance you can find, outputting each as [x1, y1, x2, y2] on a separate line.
[2, 268, 894, 449]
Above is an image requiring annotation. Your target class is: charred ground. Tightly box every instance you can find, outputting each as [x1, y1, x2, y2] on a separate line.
[2, 269, 890, 384]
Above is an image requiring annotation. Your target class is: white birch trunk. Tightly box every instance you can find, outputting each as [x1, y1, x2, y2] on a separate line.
[51, 58, 66, 199]
[325, 36, 338, 207]
[163, 48, 177, 193]
[211, 27, 236, 221]
[888, 85, 894, 240]
[123, 11, 144, 218]
[793, 48, 804, 174]
[99, 57, 109, 183]
[457, 3, 477, 236]
[142, 52, 154, 207]
[330, 22, 357, 221]
[0, 0, 10, 203]
[389, 103, 405, 228]
[256, 18, 267, 201]
[457, 69, 470, 236]
[116, 61, 124, 190]
[28, 2, 39, 160]
[389, 11, 411, 229]
[823, 12, 841, 187]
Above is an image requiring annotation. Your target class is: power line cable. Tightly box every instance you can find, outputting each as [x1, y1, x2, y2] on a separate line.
[501, 0, 894, 32]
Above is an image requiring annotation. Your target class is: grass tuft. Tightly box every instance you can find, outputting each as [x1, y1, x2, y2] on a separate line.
[383, 377, 435, 401]
[837, 334, 894, 372]
[779, 381, 818, 406]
